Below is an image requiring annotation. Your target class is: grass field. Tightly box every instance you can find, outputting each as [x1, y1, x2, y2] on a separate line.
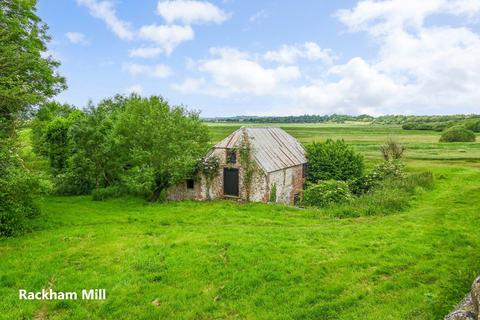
[1, 123, 479, 319]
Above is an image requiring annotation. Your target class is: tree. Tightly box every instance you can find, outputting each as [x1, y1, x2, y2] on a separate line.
[114, 95, 210, 201]
[0, 0, 65, 235]
[31, 102, 75, 156]
[440, 127, 476, 142]
[306, 139, 364, 183]
[0, 0, 66, 137]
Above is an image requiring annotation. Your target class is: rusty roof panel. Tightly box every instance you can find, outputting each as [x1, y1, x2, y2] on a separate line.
[214, 126, 306, 172]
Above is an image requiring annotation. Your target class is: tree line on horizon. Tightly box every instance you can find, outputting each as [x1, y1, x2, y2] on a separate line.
[203, 114, 480, 125]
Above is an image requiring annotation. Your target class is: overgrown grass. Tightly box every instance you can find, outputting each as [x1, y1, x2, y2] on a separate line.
[1, 124, 478, 319]
[324, 172, 434, 218]
[0, 164, 479, 319]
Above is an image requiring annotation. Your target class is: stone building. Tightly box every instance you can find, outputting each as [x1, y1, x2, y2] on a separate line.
[167, 126, 307, 205]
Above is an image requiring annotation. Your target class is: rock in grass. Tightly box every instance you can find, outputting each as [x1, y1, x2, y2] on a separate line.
[445, 276, 480, 320]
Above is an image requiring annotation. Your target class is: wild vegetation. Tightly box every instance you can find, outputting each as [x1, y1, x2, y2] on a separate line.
[440, 126, 476, 143]
[31, 96, 210, 202]
[0, 0, 65, 236]
[1, 125, 479, 319]
[1, 1, 480, 318]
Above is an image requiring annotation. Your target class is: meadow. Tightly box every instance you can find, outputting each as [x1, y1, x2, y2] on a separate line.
[1, 123, 479, 319]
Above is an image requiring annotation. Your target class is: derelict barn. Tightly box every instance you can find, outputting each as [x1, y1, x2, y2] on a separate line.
[167, 126, 307, 205]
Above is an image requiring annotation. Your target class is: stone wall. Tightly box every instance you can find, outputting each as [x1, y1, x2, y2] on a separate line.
[445, 276, 480, 320]
[266, 165, 304, 205]
[166, 148, 305, 205]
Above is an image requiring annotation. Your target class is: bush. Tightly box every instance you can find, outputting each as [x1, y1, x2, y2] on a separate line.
[439, 127, 476, 142]
[269, 183, 277, 203]
[91, 186, 125, 201]
[0, 144, 40, 237]
[380, 138, 405, 161]
[328, 171, 434, 218]
[306, 139, 364, 183]
[349, 160, 405, 195]
[302, 180, 352, 208]
[464, 119, 480, 132]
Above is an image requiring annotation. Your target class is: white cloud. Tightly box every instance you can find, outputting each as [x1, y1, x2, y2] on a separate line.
[128, 47, 163, 58]
[174, 0, 480, 115]
[65, 32, 89, 45]
[173, 47, 300, 96]
[157, 0, 229, 25]
[329, 0, 480, 114]
[264, 42, 335, 65]
[336, 0, 480, 36]
[125, 84, 144, 95]
[123, 63, 172, 78]
[77, 0, 134, 40]
[138, 24, 194, 55]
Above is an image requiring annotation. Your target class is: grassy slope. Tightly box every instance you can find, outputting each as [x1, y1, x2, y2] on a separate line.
[0, 164, 479, 319]
[1, 124, 479, 319]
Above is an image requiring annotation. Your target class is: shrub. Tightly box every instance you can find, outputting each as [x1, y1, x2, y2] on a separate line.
[439, 127, 476, 142]
[328, 171, 434, 218]
[302, 180, 352, 208]
[380, 138, 405, 161]
[269, 183, 277, 203]
[464, 119, 480, 132]
[306, 139, 364, 183]
[0, 144, 40, 237]
[349, 160, 405, 195]
[91, 186, 125, 201]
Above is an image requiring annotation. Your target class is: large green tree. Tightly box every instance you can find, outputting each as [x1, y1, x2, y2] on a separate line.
[114, 95, 210, 201]
[0, 0, 65, 236]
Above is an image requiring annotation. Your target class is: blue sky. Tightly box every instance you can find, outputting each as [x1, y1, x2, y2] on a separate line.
[38, 0, 480, 116]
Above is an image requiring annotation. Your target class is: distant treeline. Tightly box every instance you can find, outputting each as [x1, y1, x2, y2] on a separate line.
[204, 114, 480, 126]
[203, 114, 375, 123]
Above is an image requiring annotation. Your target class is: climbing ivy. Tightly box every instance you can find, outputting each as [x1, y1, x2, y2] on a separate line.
[238, 130, 258, 201]
[198, 155, 220, 200]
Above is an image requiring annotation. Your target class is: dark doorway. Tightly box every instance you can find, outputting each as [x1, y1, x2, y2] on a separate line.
[223, 168, 239, 196]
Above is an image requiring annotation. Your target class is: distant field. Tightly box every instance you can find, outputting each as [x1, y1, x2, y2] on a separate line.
[206, 122, 480, 162]
[1, 124, 479, 319]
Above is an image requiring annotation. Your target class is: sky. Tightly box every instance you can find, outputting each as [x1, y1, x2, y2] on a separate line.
[37, 0, 480, 117]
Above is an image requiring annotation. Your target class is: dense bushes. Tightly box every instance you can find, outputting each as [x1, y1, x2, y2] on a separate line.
[401, 122, 454, 131]
[302, 138, 434, 217]
[439, 127, 476, 142]
[302, 180, 352, 207]
[0, 0, 65, 236]
[0, 143, 40, 237]
[306, 139, 364, 183]
[32, 94, 210, 201]
[464, 119, 480, 133]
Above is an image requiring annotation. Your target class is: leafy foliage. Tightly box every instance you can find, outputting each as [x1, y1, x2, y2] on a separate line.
[306, 139, 364, 183]
[198, 155, 220, 200]
[349, 160, 405, 195]
[302, 180, 352, 208]
[0, 142, 40, 237]
[238, 130, 257, 201]
[463, 119, 480, 133]
[269, 183, 277, 203]
[35, 95, 210, 201]
[0, 0, 66, 137]
[0, 0, 65, 236]
[439, 126, 476, 142]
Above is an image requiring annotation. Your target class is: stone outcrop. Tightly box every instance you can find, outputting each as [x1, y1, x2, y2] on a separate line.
[445, 276, 480, 320]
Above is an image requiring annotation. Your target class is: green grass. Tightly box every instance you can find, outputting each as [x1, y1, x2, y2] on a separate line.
[0, 164, 479, 319]
[1, 124, 479, 319]
[206, 123, 480, 161]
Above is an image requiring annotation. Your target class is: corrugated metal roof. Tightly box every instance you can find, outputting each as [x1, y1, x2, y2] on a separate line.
[214, 126, 306, 173]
